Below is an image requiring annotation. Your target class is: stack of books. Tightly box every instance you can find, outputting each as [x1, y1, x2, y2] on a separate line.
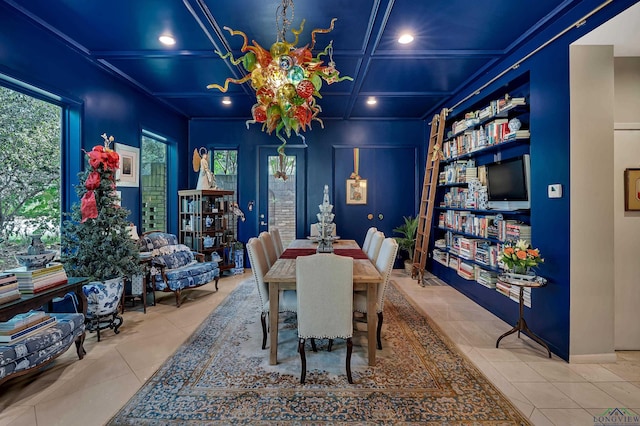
[5, 263, 68, 294]
[0, 310, 57, 343]
[0, 273, 21, 304]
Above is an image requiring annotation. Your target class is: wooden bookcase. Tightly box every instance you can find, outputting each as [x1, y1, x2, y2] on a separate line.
[178, 189, 236, 273]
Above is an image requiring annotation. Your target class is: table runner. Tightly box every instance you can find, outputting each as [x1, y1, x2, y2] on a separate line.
[280, 248, 368, 259]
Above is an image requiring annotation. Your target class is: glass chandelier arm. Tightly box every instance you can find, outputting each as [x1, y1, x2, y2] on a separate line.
[207, 74, 252, 92]
[310, 18, 337, 50]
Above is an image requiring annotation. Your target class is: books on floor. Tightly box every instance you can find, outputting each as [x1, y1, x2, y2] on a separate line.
[0, 310, 57, 343]
[4, 263, 68, 294]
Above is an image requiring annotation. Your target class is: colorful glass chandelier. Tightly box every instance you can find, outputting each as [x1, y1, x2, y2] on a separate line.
[207, 0, 352, 157]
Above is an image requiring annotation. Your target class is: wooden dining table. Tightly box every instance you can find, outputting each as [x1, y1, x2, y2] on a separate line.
[263, 239, 382, 366]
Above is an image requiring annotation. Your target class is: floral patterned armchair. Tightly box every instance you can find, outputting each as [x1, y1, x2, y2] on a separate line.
[139, 232, 220, 307]
[83, 277, 124, 341]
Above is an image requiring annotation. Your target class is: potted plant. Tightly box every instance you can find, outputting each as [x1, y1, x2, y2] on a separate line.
[60, 134, 141, 337]
[61, 134, 141, 281]
[393, 216, 418, 275]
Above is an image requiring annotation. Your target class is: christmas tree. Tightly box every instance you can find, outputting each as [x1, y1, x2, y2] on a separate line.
[61, 134, 141, 281]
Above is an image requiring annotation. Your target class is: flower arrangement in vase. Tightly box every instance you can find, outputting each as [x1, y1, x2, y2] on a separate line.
[500, 239, 543, 277]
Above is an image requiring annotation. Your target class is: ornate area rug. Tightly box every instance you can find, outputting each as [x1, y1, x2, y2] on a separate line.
[109, 279, 530, 425]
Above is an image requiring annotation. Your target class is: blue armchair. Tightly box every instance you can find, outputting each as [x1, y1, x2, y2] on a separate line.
[139, 232, 220, 307]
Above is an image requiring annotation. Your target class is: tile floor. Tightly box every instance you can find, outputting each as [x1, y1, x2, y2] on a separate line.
[0, 270, 638, 426]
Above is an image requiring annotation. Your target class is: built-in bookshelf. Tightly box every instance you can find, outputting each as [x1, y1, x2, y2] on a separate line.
[429, 75, 533, 308]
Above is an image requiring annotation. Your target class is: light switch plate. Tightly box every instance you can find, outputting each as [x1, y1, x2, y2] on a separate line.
[548, 184, 562, 198]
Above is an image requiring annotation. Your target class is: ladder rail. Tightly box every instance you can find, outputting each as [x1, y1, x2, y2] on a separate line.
[412, 108, 447, 284]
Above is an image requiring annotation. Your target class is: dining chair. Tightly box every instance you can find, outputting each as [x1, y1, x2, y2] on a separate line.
[246, 238, 297, 349]
[365, 231, 384, 263]
[258, 231, 279, 268]
[354, 237, 398, 350]
[270, 227, 285, 257]
[361, 226, 377, 253]
[296, 253, 354, 384]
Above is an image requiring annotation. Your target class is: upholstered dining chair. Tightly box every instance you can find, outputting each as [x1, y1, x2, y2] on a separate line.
[296, 253, 354, 384]
[365, 231, 384, 263]
[258, 231, 279, 269]
[246, 238, 297, 349]
[361, 226, 377, 253]
[270, 227, 285, 257]
[354, 237, 399, 350]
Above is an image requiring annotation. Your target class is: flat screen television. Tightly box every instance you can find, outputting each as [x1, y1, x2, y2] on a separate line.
[486, 154, 530, 210]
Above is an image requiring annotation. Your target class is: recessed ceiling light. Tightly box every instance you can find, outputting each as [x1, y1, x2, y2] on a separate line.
[159, 35, 176, 46]
[222, 97, 232, 105]
[366, 97, 377, 105]
[398, 34, 414, 44]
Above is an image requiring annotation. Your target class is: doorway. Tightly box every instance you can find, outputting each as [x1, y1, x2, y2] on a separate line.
[258, 146, 306, 247]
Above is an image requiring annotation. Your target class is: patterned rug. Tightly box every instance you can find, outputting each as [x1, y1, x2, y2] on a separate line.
[109, 279, 530, 425]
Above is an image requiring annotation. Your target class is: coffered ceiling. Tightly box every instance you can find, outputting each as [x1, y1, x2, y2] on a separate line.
[4, 0, 635, 121]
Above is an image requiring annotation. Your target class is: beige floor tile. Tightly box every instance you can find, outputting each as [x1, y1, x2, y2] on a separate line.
[0, 405, 36, 426]
[528, 361, 588, 382]
[492, 361, 548, 382]
[512, 382, 581, 408]
[602, 361, 640, 382]
[594, 381, 640, 407]
[528, 408, 555, 426]
[475, 347, 523, 362]
[538, 408, 597, 426]
[568, 363, 626, 382]
[552, 381, 622, 408]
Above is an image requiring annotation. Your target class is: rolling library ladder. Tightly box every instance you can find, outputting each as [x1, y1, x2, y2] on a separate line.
[412, 108, 447, 285]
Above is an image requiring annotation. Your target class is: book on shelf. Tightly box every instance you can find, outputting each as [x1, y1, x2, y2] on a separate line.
[0, 316, 57, 343]
[0, 273, 18, 286]
[0, 281, 19, 294]
[16, 268, 68, 293]
[0, 290, 21, 305]
[503, 129, 530, 140]
[457, 261, 475, 280]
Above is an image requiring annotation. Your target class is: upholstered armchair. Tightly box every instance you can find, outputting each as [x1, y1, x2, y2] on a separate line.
[139, 231, 220, 307]
[83, 277, 124, 341]
[296, 253, 354, 384]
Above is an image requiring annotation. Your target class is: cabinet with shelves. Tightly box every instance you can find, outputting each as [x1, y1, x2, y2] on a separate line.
[178, 189, 236, 273]
[428, 76, 534, 307]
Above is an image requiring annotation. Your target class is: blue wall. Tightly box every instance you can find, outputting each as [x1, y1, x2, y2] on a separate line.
[0, 2, 189, 226]
[189, 119, 425, 245]
[427, 0, 639, 361]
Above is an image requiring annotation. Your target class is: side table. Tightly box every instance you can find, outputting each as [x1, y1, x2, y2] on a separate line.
[495, 273, 551, 358]
[123, 255, 153, 313]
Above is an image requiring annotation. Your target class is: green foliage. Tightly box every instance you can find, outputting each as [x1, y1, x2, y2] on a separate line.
[213, 150, 237, 175]
[393, 216, 418, 260]
[0, 86, 62, 243]
[60, 143, 141, 281]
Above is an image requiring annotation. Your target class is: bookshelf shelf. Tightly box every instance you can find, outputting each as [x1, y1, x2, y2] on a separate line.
[428, 78, 532, 309]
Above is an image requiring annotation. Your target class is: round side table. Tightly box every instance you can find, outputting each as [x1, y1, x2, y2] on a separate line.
[495, 273, 551, 358]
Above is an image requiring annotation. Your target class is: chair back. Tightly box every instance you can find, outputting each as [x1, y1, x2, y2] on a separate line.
[366, 231, 384, 263]
[258, 231, 278, 268]
[374, 238, 399, 312]
[361, 227, 377, 252]
[246, 237, 269, 310]
[296, 254, 353, 339]
[270, 228, 284, 257]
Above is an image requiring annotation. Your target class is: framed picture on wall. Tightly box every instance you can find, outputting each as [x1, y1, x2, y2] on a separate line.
[115, 143, 140, 187]
[346, 179, 367, 205]
[624, 168, 640, 211]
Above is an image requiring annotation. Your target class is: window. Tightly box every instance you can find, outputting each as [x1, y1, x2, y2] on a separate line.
[141, 131, 168, 233]
[0, 84, 62, 269]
